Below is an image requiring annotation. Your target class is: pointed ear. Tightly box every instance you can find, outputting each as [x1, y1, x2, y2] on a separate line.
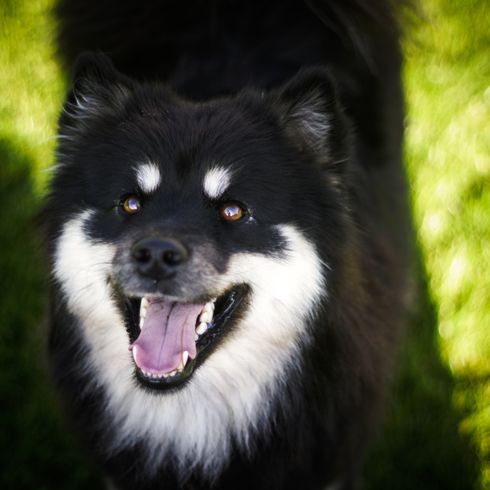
[61, 52, 133, 125]
[270, 68, 349, 165]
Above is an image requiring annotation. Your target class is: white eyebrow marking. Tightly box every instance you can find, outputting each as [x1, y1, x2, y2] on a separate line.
[135, 163, 161, 193]
[203, 166, 233, 199]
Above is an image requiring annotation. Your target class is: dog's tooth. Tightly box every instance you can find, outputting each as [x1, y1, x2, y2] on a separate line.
[195, 334, 199, 341]
[139, 298, 149, 328]
[199, 311, 212, 324]
[196, 322, 208, 335]
[204, 301, 215, 313]
[182, 350, 189, 367]
[201, 304, 214, 322]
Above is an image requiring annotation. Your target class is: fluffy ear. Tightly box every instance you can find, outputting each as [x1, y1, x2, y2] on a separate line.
[61, 52, 133, 126]
[271, 68, 349, 165]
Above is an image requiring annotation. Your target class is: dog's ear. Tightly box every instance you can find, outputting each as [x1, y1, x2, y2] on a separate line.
[270, 68, 350, 167]
[61, 52, 133, 125]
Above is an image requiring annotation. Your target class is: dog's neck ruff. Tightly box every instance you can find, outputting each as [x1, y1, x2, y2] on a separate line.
[53, 210, 325, 480]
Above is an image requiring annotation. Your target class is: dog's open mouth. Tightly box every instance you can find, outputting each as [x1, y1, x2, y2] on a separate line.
[122, 285, 249, 390]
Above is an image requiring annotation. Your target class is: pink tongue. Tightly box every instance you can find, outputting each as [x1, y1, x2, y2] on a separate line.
[131, 299, 204, 374]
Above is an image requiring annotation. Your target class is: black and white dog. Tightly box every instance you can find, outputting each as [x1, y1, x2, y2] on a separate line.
[45, 1, 412, 488]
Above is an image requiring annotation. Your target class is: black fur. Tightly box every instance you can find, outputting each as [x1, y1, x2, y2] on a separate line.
[46, 1, 412, 489]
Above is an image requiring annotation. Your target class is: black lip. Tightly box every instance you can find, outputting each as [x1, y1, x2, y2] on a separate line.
[122, 284, 250, 392]
[124, 297, 142, 344]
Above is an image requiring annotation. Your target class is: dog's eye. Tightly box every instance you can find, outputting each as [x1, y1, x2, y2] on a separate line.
[120, 195, 142, 215]
[219, 202, 246, 222]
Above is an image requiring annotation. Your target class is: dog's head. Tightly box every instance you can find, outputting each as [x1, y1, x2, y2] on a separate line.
[47, 53, 350, 395]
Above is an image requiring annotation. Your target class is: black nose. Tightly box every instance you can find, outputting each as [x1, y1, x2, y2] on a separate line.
[131, 238, 189, 279]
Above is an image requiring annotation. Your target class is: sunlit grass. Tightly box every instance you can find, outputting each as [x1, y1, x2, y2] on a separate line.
[0, 0, 64, 190]
[404, 0, 490, 486]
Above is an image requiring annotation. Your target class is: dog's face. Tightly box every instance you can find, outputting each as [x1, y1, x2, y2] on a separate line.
[47, 53, 350, 472]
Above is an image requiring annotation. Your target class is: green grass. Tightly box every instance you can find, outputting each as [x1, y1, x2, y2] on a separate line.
[0, 0, 488, 488]
[403, 1, 490, 487]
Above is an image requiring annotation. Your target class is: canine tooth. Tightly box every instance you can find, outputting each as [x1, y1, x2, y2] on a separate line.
[199, 311, 213, 324]
[182, 350, 189, 367]
[139, 298, 149, 328]
[203, 302, 214, 313]
[196, 322, 208, 335]
[195, 334, 199, 341]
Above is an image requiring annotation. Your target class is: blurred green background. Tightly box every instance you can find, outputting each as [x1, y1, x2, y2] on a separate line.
[0, 0, 488, 488]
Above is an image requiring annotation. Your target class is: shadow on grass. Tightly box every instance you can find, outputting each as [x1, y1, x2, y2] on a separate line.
[0, 138, 103, 490]
[365, 257, 480, 489]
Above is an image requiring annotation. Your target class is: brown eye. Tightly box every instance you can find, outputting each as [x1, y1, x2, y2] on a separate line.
[121, 195, 141, 214]
[219, 202, 245, 222]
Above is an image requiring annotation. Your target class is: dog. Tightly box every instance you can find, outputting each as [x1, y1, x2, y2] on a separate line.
[44, 0, 412, 488]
